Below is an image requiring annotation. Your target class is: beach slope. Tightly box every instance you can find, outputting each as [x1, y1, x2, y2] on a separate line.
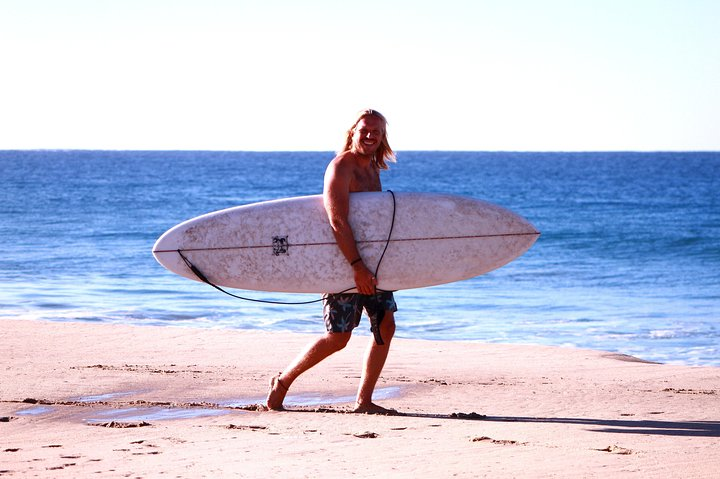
[1, 319, 718, 478]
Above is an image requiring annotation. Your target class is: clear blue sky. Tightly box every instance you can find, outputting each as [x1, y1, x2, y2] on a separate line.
[1, 0, 718, 151]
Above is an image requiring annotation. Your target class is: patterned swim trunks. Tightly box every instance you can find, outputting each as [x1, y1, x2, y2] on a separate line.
[322, 291, 397, 334]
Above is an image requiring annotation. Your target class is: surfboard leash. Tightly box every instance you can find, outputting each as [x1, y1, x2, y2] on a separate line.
[373, 190, 396, 280]
[176, 249, 329, 304]
[174, 190, 398, 306]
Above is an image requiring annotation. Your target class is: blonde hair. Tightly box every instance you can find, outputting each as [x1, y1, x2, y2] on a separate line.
[341, 109, 396, 170]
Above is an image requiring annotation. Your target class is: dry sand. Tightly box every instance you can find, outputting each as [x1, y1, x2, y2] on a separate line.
[1, 319, 718, 478]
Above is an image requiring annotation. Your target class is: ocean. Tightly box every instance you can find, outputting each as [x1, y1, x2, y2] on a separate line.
[1, 150, 718, 366]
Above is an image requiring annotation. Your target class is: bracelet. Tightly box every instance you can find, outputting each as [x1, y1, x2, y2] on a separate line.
[350, 257, 362, 266]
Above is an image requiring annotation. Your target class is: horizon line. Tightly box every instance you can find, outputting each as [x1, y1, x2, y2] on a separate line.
[1, 148, 719, 154]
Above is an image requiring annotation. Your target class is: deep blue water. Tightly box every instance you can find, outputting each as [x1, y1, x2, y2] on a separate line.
[1, 150, 718, 366]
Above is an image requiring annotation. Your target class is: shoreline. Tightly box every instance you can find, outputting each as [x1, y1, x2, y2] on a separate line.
[3, 311, 716, 369]
[2, 319, 719, 478]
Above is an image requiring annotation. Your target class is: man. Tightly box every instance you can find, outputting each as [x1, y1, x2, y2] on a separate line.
[266, 109, 398, 414]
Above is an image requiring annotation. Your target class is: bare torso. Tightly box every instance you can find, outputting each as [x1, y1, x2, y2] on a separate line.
[349, 156, 381, 192]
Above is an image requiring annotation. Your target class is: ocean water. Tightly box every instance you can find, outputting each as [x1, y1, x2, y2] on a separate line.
[1, 150, 718, 366]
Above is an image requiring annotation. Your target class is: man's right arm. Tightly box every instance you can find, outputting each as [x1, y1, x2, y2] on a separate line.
[323, 158, 377, 294]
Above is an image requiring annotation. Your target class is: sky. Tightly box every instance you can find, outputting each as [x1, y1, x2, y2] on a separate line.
[1, 0, 718, 151]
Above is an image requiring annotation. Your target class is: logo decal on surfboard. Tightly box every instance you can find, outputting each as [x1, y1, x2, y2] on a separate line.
[272, 236, 289, 256]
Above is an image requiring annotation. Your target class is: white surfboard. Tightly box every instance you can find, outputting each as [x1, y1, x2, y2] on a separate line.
[152, 192, 539, 293]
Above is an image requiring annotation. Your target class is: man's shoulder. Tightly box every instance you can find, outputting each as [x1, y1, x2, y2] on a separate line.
[333, 150, 358, 163]
[328, 151, 359, 171]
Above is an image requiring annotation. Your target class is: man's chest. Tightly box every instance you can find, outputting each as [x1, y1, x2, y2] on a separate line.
[351, 167, 381, 192]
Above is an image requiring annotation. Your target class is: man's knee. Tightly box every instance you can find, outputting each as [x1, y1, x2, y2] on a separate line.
[381, 312, 396, 339]
[326, 331, 352, 351]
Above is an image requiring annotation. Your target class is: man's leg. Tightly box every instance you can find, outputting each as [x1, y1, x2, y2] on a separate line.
[266, 331, 351, 410]
[355, 311, 396, 413]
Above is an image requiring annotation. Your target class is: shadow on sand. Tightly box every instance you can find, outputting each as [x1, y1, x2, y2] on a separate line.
[279, 407, 720, 438]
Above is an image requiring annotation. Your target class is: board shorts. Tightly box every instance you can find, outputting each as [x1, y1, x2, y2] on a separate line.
[323, 291, 397, 336]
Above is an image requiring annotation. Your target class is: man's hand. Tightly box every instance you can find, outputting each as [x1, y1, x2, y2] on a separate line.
[352, 261, 377, 295]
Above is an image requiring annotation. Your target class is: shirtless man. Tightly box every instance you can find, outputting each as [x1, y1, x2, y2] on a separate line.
[266, 109, 397, 414]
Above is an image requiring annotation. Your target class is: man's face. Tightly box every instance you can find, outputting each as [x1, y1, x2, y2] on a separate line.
[352, 116, 385, 156]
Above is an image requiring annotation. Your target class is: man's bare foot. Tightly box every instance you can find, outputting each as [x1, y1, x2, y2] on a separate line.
[266, 373, 288, 411]
[353, 402, 398, 415]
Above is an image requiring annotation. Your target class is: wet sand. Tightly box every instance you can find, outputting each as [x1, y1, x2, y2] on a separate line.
[1, 319, 719, 478]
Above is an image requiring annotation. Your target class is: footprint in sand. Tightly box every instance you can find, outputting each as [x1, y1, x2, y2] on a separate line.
[471, 436, 526, 445]
[595, 445, 633, 455]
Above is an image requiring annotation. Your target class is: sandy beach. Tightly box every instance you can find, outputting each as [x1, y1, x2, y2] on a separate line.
[1, 319, 718, 478]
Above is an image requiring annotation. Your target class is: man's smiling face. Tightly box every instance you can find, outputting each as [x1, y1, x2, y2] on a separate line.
[351, 116, 385, 157]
